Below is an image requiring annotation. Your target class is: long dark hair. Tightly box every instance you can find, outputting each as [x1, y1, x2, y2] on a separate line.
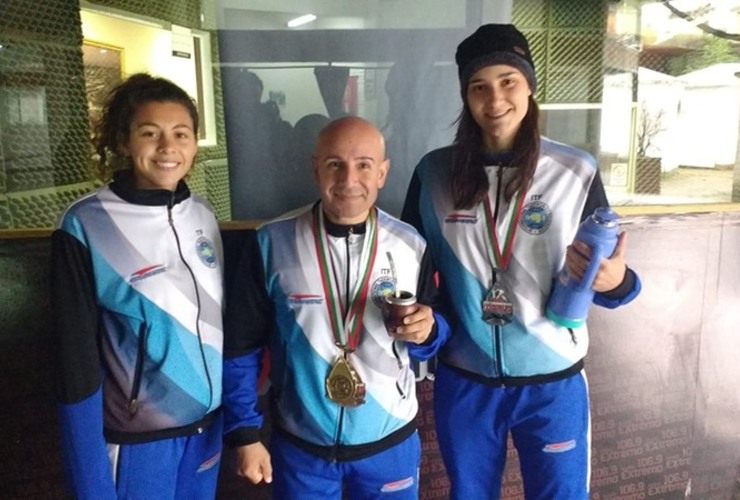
[450, 95, 540, 209]
[92, 73, 199, 182]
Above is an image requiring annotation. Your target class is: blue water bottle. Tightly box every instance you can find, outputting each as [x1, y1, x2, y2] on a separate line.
[546, 207, 619, 328]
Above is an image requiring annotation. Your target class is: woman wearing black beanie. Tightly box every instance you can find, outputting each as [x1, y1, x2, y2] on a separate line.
[402, 24, 641, 499]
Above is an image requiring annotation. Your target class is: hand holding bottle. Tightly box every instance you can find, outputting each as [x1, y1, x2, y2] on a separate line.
[565, 231, 629, 293]
[546, 207, 621, 328]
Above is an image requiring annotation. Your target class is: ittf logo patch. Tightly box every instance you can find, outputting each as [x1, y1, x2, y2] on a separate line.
[371, 275, 396, 308]
[196, 236, 217, 268]
[520, 200, 552, 235]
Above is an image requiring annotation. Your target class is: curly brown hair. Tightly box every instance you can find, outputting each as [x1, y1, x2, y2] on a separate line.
[91, 73, 199, 182]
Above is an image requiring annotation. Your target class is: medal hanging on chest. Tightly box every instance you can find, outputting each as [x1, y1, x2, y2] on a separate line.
[481, 168, 526, 326]
[312, 205, 379, 408]
[483, 270, 514, 325]
[326, 353, 366, 407]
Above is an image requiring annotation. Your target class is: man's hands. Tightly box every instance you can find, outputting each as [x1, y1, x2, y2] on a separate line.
[390, 304, 435, 345]
[565, 231, 628, 293]
[235, 442, 272, 484]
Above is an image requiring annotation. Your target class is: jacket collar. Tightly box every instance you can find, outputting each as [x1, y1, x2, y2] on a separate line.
[109, 170, 190, 207]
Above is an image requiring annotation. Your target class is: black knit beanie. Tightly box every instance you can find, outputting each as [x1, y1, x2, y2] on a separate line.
[456, 24, 536, 93]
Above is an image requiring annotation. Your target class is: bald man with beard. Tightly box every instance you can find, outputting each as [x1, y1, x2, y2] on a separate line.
[222, 117, 450, 499]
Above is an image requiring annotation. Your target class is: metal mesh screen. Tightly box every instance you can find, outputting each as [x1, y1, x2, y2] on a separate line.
[10, 0, 733, 226]
[204, 159, 231, 221]
[0, 0, 91, 228]
[8, 183, 95, 228]
[0, 0, 231, 229]
[515, 0, 607, 104]
[90, 0, 200, 29]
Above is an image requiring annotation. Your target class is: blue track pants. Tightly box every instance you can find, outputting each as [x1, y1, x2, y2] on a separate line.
[434, 364, 590, 500]
[270, 431, 421, 499]
[109, 413, 223, 499]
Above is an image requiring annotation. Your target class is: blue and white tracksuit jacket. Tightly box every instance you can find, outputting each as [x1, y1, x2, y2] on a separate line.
[223, 203, 449, 462]
[401, 139, 641, 497]
[51, 173, 223, 498]
[402, 139, 640, 382]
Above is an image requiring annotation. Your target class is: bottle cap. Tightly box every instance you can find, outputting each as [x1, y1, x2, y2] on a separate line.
[592, 207, 618, 227]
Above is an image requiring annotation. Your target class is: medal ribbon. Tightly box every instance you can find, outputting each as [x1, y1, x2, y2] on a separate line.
[312, 204, 379, 352]
[482, 169, 527, 271]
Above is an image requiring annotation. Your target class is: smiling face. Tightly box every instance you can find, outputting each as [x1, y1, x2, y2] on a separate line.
[466, 64, 532, 152]
[312, 117, 389, 225]
[122, 101, 198, 191]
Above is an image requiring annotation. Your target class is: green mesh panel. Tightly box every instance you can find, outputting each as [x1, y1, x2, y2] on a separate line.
[1, 0, 91, 229]
[187, 164, 208, 200]
[514, 0, 606, 104]
[7, 183, 96, 229]
[550, 0, 605, 28]
[5, 155, 56, 193]
[188, 160, 231, 222]
[520, 29, 548, 100]
[0, 196, 11, 229]
[1, 0, 82, 43]
[1, 0, 230, 229]
[0, 41, 91, 190]
[513, 0, 550, 28]
[88, 0, 200, 29]
[205, 159, 231, 221]
[547, 30, 605, 103]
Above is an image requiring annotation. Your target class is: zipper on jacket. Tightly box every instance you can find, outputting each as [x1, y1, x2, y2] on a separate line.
[345, 227, 353, 307]
[128, 323, 148, 415]
[492, 166, 506, 387]
[168, 199, 214, 413]
[330, 408, 346, 463]
[494, 324, 505, 388]
[392, 341, 407, 399]
[328, 226, 355, 462]
[568, 327, 578, 346]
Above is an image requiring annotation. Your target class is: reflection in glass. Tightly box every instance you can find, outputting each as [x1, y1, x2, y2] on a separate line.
[217, 2, 470, 219]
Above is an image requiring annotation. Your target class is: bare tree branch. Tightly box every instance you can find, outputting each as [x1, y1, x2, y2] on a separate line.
[662, 1, 740, 41]
[637, 104, 666, 158]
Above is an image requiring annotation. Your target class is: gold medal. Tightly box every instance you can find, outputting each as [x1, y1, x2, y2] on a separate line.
[326, 355, 366, 407]
[313, 206, 375, 409]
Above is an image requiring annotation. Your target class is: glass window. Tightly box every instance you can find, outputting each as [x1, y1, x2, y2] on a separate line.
[217, 1, 474, 218]
[1, 0, 738, 228]
[602, 0, 740, 206]
[79, 7, 217, 146]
